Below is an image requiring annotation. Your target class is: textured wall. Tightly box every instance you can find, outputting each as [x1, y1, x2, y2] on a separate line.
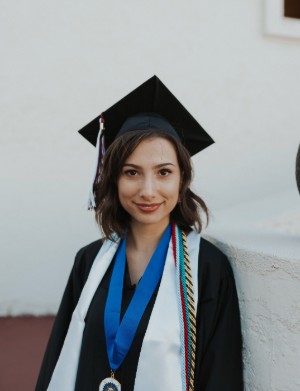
[206, 235, 300, 391]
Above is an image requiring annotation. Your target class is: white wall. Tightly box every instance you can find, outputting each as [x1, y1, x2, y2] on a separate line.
[1, 0, 299, 310]
[207, 235, 300, 391]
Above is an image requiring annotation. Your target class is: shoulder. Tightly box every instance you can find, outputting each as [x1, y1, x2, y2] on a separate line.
[199, 237, 234, 279]
[73, 238, 104, 283]
[196, 236, 236, 300]
[75, 238, 104, 260]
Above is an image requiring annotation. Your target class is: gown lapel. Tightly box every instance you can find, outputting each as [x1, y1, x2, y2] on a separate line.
[47, 238, 120, 391]
[47, 229, 201, 391]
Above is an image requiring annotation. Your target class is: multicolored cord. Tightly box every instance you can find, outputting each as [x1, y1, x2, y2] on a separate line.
[172, 224, 197, 391]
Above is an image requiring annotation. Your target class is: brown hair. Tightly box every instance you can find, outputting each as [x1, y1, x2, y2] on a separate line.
[94, 129, 209, 240]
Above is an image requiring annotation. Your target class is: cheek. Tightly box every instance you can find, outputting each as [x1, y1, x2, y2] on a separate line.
[166, 177, 181, 196]
[167, 186, 180, 200]
[160, 184, 180, 206]
[117, 179, 137, 200]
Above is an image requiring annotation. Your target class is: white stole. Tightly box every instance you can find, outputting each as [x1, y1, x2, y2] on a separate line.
[47, 230, 201, 391]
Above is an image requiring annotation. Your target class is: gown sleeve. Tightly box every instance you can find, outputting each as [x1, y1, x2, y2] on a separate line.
[195, 239, 244, 391]
[35, 240, 102, 391]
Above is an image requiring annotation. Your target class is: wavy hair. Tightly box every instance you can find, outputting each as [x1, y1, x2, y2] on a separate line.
[94, 129, 209, 240]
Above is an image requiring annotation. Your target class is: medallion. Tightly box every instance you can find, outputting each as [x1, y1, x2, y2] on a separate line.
[99, 377, 121, 391]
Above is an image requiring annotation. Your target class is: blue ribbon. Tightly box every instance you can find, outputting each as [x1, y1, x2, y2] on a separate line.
[104, 224, 171, 370]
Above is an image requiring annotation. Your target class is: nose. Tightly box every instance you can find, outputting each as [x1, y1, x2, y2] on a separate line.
[139, 175, 156, 199]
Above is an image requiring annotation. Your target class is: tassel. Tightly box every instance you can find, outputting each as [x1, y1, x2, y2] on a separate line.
[87, 114, 105, 210]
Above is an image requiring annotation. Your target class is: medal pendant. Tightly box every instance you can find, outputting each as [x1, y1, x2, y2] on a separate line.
[99, 377, 121, 391]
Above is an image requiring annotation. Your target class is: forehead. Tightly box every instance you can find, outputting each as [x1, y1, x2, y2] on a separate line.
[125, 137, 178, 164]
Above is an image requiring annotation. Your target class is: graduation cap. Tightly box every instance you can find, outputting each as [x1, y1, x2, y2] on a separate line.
[79, 75, 213, 155]
[78, 75, 214, 208]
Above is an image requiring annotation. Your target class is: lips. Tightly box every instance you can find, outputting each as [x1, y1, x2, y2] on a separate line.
[134, 203, 162, 213]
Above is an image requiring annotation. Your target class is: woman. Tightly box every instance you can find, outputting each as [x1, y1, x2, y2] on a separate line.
[36, 76, 243, 391]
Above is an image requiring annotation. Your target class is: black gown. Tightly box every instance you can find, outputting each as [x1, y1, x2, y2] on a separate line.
[36, 237, 243, 391]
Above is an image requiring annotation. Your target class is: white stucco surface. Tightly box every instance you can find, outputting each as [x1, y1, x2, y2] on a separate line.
[0, 1, 300, 389]
[206, 238, 300, 391]
[205, 188, 300, 390]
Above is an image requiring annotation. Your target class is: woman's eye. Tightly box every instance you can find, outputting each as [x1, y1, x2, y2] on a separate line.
[159, 169, 171, 176]
[125, 169, 138, 176]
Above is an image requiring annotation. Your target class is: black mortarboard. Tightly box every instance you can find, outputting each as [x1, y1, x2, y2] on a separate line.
[79, 75, 214, 209]
[78, 75, 214, 156]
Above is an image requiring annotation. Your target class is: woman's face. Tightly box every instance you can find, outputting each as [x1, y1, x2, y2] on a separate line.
[117, 137, 181, 230]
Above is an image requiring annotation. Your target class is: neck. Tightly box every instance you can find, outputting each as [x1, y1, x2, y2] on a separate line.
[127, 221, 170, 252]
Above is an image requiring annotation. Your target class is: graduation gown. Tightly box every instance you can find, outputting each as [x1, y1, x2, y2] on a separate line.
[36, 237, 243, 391]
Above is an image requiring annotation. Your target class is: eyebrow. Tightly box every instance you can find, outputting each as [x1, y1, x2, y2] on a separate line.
[122, 163, 175, 168]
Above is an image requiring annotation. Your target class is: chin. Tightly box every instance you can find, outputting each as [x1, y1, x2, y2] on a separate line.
[130, 213, 171, 228]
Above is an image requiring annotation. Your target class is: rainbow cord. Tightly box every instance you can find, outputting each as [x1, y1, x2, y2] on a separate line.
[172, 224, 197, 391]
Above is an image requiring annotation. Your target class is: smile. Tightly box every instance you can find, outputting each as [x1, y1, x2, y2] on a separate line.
[134, 203, 163, 213]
